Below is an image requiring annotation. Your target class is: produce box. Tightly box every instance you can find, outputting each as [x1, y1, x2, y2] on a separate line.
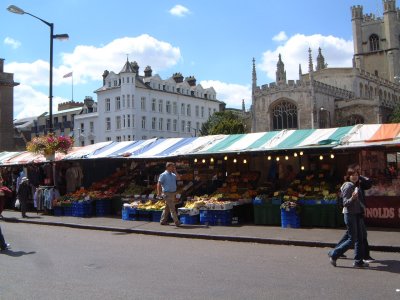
[122, 207, 136, 221]
[179, 214, 199, 225]
[72, 201, 94, 218]
[151, 210, 163, 222]
[63, 206, 73, 216]
[53, 206, 63, 217]
[178, 207, 199, 216]
[200, 209, 232, 226]
[281, 208, 300, 228]
[95, 199, 113, 216]
[205, 202, 234, 210]
[136, 209, 152, 221]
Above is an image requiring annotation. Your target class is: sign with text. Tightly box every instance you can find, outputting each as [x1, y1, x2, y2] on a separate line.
[365, 196, 400, 228]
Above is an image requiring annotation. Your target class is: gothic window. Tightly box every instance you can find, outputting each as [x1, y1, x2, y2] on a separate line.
[271, 100, 298, 130]
[369, 34, 380, 51]
[346, 115, 364, 126]
[370, 86, 373, 99]
[359, 83, 363, 98]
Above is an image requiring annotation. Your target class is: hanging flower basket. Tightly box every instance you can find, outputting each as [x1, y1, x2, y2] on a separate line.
[27, 133, 74, 157]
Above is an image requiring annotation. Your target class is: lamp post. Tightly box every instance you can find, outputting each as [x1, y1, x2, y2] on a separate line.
[7, 5, 69, 133]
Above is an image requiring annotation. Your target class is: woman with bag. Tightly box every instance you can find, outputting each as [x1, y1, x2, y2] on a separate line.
[0, 177, 12, 217]
[328, 169, 368, 268]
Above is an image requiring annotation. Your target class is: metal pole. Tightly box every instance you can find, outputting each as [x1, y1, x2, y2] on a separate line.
[49, 23, 54, 133]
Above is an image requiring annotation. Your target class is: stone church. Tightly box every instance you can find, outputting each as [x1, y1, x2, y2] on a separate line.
[251, 0, 400, 132]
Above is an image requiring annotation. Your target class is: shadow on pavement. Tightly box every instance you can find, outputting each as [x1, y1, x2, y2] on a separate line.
[370, 260, 400, 274]
[1, 250, 36, 257]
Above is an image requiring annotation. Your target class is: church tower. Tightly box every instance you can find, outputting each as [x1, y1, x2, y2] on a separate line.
[316, 48, 326, 71]
[352, 0, 400, 82]
[276, 54, 287, 85]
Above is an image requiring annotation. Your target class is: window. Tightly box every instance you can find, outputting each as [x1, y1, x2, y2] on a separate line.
[116, 136, 121, 142]
[187, 121, 191, 132]
[127, 115, 131, 128]
[158, 100, 163, 113]
[132, 95, 135, 108]
[187, 104, 191, 116]
[271, 100, 298, 130]
[141, 97, 146, 111]
[181, 103, 185, 115]
[116, 116, 121, 130]
[196, 122, 200, 130]
[166, 101, 171, 113]
[127, 95, 130, 108]
[173, 102, 177, 114]
[90, 140, 94, 145]
[116, 97, 121, 110]
[152, 117, 157, 130]
[158, 118, 163, 131]
[181, 120, 186, 132]
[106, 137, 112, 141]
[105, 98, 111, 112]
[195, 106, 199, 117]
[173, 119, 177, 132]
[114, 80, 118, 86]
[123, 115, 126, 128]
[81, 141, 85, 147]
[142, 116, 146, 129]
[132, 115, 135, 128]
[208, 108, 211, 117]
[346, 115, 364, 126]
[152, 98, 156, 111]
[127, 135, 131, 141]
[122, 95, 125, 108]
[90, 122, 94, 133]
[106, 117, 111, 131]
[108, 82, 111, 88]
[369, 34, 380, 52]
[167, 119, 171, 131]
[201, 107, 204, 118]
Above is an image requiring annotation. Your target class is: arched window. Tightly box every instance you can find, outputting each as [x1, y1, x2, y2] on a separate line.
[369, 34, 380, 51]
[346, 115, 364, 126]
[271, 100, 298, 130]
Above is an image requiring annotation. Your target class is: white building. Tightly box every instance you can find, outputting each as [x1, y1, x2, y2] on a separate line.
[75, 60, 224, 145]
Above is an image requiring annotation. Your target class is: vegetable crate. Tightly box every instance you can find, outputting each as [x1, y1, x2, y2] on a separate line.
[151, 210, 163, 222]
[200, 209, 232, 226]
[281, 208, 300, 228]
[253, 203, 281, 225]
[53, 206, 63, 216]
[136, 209, 152, 221]
[179, 214, 199, 225]
[95, 199, 113, 216]
[72, 202, 94, 218]
[63, 206, 73, 216]
[122, 207, 137, 221]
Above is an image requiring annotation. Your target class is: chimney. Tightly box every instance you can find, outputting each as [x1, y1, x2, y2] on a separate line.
[144, 66, 153, 77]
[173, 72, 184, 83]
[102, 70, 109, 86]
[186, 76, 196, 86]
[0, 58, 4, 73]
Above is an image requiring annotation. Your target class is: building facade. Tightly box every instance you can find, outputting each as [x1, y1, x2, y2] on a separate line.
[0, 58, 19, 150]
[252, 0, 400, 132]
[76, 60, 224, 145]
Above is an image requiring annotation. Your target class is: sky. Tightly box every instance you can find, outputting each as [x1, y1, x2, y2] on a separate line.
[2, 0, 384, 119]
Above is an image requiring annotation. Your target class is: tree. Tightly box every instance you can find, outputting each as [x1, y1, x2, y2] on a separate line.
[389, 105, 400, 123]
[201, 111, 247, 135]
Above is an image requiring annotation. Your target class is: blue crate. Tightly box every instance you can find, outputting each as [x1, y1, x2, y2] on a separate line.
[179, 214, 199, 225]
[151, 211, 163, 222]
[53, 206, 63, 216]
[122, 207, 137, 221]
[136, 209, 152, 221]
[72, 202, 93, 217]
[281, 208, 300, 228]
[63, 206, 73, 216]
[200, 209, 232, 226]
[271, 197, 282, 205]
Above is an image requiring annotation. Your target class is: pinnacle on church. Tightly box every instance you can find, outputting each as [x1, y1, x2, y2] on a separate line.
[308, 48, 314, 73]
[316, 47, 326, 71]
[276, 54, 287, 85]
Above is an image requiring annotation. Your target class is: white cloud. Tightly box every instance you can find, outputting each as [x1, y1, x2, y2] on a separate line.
[259, 33, 354, 81]
[201, 80, 252, 110]
[4, 37, 21, 49]
[272, 31, 288, 42]
[169, 4, 190, 17]
[13, 84, 67, 119]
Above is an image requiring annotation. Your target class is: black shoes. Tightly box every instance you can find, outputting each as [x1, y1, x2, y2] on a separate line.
[363, 256, 375, 263]
[1, 243, 10, 251]
[329, 257, 337, 267]
[353, 261, 369, 268]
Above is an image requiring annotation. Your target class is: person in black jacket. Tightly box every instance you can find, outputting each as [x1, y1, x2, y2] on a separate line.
[17, 177, 31, 218]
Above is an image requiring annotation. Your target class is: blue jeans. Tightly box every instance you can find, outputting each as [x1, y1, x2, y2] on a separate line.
[330, 213, 364, 263]
[336, 216, 370, 259]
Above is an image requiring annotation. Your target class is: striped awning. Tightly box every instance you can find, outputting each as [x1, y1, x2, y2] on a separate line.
[62, 142, 112, 160]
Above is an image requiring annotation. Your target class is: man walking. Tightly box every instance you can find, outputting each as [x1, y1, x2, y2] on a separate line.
[157, 162, 181, 227]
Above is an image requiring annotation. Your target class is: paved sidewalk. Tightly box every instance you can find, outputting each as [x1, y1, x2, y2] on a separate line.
[2, 210, 399, 252]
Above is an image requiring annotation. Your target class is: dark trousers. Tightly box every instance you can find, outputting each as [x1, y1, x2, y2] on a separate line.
[20, 199, 27, 217]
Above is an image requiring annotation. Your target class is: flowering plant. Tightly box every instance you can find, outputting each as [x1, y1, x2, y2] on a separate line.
[27, 134, 74, 155]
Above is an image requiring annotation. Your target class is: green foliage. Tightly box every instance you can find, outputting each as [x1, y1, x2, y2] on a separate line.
[389, 105, 400, 123]
[201, 111, 247, 135]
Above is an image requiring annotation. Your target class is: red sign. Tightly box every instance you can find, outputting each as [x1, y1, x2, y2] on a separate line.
[365, 196, 400, 228]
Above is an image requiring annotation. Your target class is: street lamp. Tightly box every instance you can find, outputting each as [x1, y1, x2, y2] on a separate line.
[320, 107, 331, 128]
[7, 5, 69, 133]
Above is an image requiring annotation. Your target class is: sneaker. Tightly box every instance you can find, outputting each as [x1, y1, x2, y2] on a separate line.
[364, 256, 375, 263]
[353, 261, 369, 268]
[329, 257, 337, 267]
[0, 243, 10, 251]
[339, 254, 347, 259]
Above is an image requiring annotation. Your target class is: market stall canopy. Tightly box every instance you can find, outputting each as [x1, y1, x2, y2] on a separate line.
[62, 142, 112, 160]
[86, 141, 134, 159]
[336, 123, 400, 149]
[0, 151, 67, 165]
[0, 151, 23, 165]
